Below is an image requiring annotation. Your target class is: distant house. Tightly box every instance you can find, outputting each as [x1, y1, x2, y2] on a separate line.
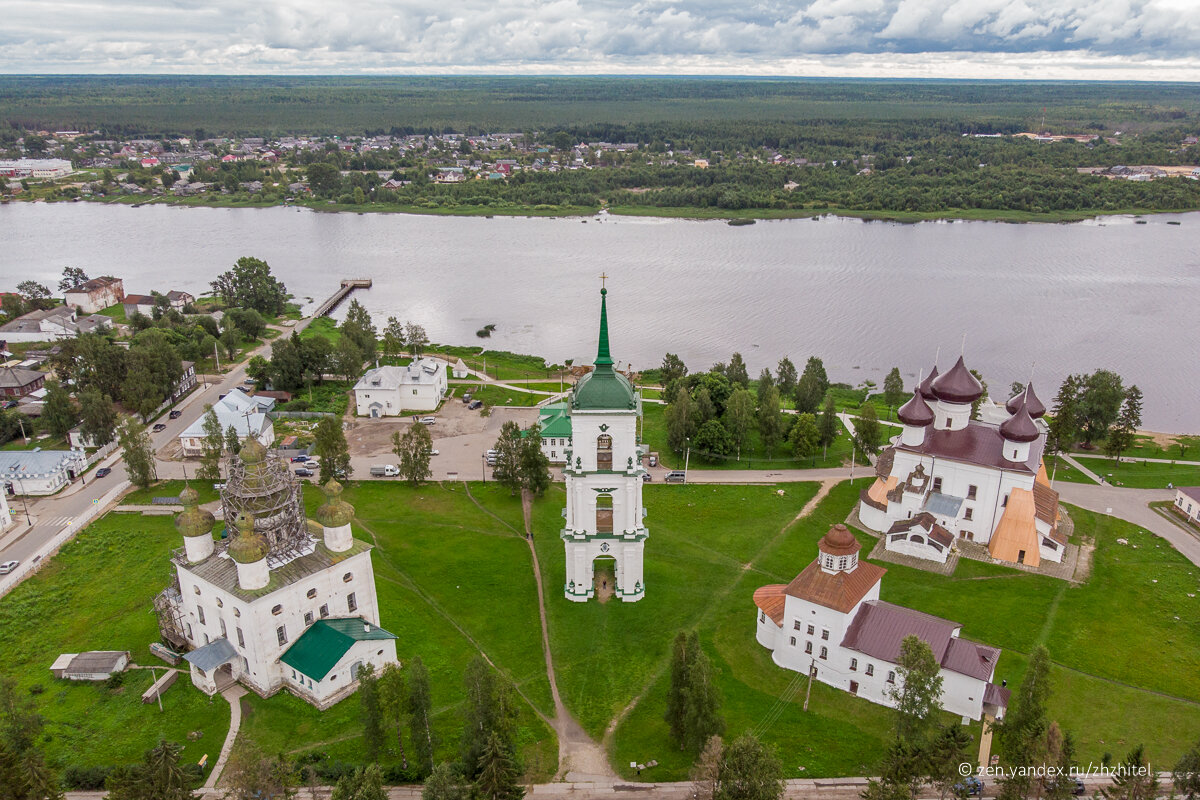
[0, 366, 45, 398]
[166, 290, 195, 311]
[354, 359, 448, 416]
[123, 294, 157, 318]
[0, 450, 88, 495]
[51, 651, 130, 681]
[178, 388, 275, 457]
[65, 276, 124, 313]
[452, 359, 470, 379]
[1174, 487, 1200, 525]
[0, 306, 112, 343]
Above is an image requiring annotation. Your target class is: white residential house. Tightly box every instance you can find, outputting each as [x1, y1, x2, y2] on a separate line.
[179, 389, 274, 457]
[64, 277, 124, 314]
[858, 357, 1065, 568]
[560, 287, 647, 602]
[1174, 487, 1200, 524]
[754, 524, 1009, 722]
[158, 445, 398, 709]
[123, 294, 157, 318]
[354, 359, 447, 416]
[0, 306, 112, 343]
[523, 402, 571, 464]
[0, 450, 88, 495]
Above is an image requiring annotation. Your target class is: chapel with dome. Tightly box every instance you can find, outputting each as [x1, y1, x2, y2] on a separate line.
[155, 440, 397, 709]
[860, 354, 1065, 567]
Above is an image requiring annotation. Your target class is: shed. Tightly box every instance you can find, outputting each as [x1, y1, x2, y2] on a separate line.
[51, 650, 130, 681]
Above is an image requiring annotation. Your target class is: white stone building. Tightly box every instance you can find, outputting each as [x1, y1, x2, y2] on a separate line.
[0, 158, 73, 179]
[0, 306, 112, 342]
[0, 450, 87, 495]
[560, 287, 647, 602]
[179, 389, 274, 457]
[158, 442, 397, 710]
[858, 356, 1065, 568]
[1174, 487, 1200, 525]
[64, 277, 125, 314]
[354, 358, 448, 416]
[754, 524, 1009, 722]
[524, 402, 572, 464]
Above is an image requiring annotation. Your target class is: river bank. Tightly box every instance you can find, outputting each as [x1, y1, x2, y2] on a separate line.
[11, 193, 1196, 225]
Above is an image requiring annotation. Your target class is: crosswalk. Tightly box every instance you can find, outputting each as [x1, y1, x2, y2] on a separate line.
[35, 516, 74, 529]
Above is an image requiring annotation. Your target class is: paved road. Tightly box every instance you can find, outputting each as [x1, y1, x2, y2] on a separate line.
[0, 320, 301, 584]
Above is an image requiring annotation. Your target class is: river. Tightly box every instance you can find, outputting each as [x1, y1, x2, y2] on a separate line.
[2, 202, 1198, 432]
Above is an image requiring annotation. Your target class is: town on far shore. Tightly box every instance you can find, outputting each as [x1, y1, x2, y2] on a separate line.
[1, 260, 1199, 800]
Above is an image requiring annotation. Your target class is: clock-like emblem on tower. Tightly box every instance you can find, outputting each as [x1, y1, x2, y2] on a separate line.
[600, 542, 610, 552]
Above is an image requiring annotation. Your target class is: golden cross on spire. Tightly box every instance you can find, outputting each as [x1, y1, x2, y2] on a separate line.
[599, 272, 608, 289]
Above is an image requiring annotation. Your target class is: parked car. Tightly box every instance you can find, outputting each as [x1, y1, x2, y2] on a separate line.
[952, 778, 983, 797]
[370, 464, 400, 477]
[430, 449, 440, 456]
[152, 423, 167, 432]
[642, 473, 652, 482]
[468, 400, 484, 410]
[664, 471, 686, 483]
[1, 400, 17, 410]
[290, 455, 310, 463]
[0, 561, 19, 575]
[462, 393, 472, 403]
[648, 452, 658, 467]
[419, 416, 437, 425]
[295, 468, 314, 477]
[1046, 778, 1085, 796]
[95, 467, 112, 478]
[169, 410, 182, 419]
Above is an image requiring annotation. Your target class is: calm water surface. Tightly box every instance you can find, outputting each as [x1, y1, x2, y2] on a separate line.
[2, 203, 1198, 431]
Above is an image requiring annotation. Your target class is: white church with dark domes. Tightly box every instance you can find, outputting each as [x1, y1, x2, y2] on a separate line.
[560, 285, 648, 602]
[858, 355, 1065, 568]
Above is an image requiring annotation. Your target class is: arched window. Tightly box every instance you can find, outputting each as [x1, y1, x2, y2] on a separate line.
[596, 494, 613, 533]
[596, 434, 613, 469]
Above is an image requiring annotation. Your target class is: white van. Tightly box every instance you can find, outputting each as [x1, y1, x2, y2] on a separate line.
[370, 464, 400, 477]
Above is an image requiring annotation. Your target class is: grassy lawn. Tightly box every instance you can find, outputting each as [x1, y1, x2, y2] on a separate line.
[462, 384, 553, 409]
[276, 381, 352, 416]
[9, 470, 1200, 782]
[122, 479, 221, 506]
[299, 316, 341, 347]
[1072, 433, 1200, 462]
[1044, 454, 1097, 485]
[426, 345, 564, 382]
[98, 303, 128, 324]
[641, 402, 857, 471]
[1064, 456, 1200, 489]
[1, 434, 68, 452]
[0, 513, 230, 781]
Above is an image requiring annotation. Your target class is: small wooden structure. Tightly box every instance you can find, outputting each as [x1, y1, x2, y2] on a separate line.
[150, 641, 183, 666]
[50, 650, 130, 681]
[142, 670, 178, 704]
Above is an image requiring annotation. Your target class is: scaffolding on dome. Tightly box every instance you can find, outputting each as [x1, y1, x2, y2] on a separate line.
[220, 440, 311, 558]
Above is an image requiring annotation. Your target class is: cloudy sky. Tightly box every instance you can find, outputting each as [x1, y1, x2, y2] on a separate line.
[2, 0, 1199, 79]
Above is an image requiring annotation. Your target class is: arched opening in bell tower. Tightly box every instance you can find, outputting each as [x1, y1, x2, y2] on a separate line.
[596, 494, 613, 533]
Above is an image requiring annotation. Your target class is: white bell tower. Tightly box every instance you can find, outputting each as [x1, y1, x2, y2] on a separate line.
[561, 282, 647, 602]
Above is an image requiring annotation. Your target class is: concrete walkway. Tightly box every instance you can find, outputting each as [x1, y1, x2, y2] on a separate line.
[1059, 453, 1103, 483]
[203, 685, 247, 790]
[1054, 482, 1200, 567]
[1072, 452, 1200, 466]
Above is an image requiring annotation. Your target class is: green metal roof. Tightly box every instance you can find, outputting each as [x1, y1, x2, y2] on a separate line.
[571, 288, 637, 411]
[279, 617, 397, 681]
[539, 403, 572, 437]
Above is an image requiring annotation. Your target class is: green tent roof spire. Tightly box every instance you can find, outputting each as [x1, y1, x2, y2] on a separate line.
[595, 286, 613, 369]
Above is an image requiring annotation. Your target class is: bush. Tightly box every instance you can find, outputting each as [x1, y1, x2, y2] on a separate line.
[105, 672, 125, 690]
[63, 764, 113, 789]
[28, 684, 45, 695]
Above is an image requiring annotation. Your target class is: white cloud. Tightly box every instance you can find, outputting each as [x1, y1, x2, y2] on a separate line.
[0, 0, 1198, 75]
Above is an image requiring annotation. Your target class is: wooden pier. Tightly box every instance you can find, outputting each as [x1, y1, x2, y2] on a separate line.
[313, 278, 372, 318]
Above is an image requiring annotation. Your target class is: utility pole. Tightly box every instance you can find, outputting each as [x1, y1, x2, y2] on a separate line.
[684, 439, 691, 483]
[850, 445, 856, 485]
[149, 667, 163, 712]
[213, 342, 221, 374]
[803, 658, 816, 711]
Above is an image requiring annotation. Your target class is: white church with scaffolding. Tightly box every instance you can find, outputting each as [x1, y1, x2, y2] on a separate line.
[156, 438, 397, 709]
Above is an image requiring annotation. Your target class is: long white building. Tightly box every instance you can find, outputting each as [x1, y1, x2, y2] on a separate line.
[858, 356, 1065, 568]
[354, 358, 448, 416]
[754, 524, 1009, 721]
[158, 441, 397, 709]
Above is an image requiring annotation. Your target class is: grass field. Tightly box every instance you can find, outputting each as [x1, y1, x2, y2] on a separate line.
[426, 345, 564, 382]
[276, 381, 353, 416]
[1064, 456, 1200, 489]
[6, 472, 1200, 783]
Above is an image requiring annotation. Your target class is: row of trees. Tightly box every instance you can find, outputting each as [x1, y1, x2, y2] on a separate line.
[1047, 370, 1143, 458]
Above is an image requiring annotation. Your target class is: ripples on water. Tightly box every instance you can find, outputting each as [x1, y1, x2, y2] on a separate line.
[2, 203, 1197, 431]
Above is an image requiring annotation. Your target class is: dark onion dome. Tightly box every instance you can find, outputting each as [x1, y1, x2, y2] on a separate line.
[1006, 383, 1047, 419]
[571, 287, 637, 411]
[819, 524, 861, 556]
[918, 366, 940, 400]
[931, 356, 984, 404]
[1000, 405, 1040, 443]
[897, 389, 935, 427]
